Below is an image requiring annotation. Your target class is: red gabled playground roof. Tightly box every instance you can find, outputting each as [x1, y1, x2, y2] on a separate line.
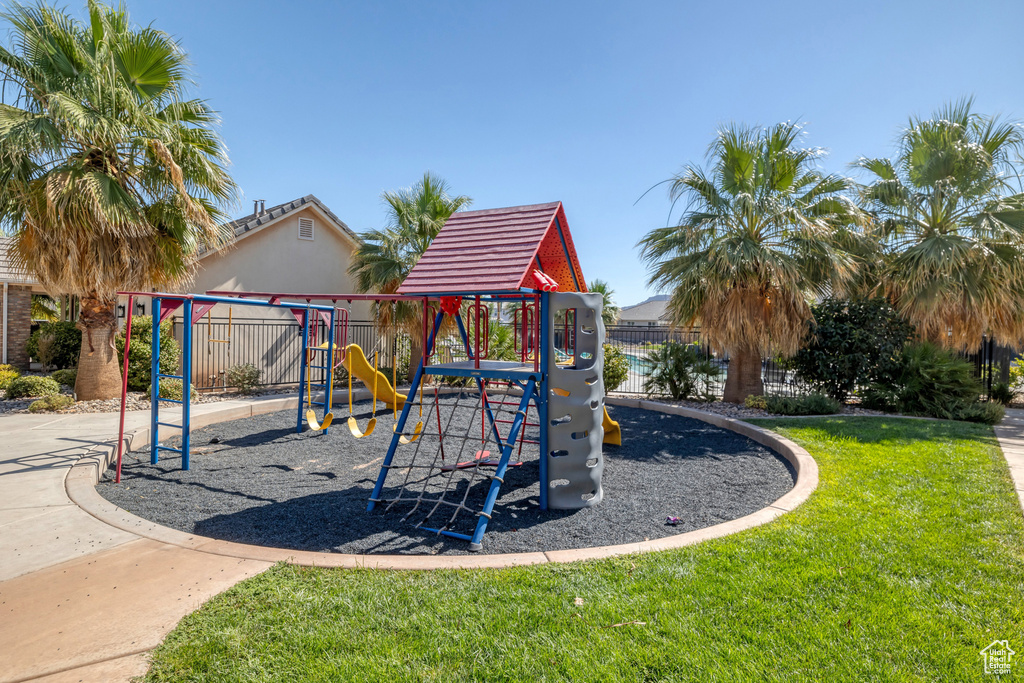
[397, 201, 588, 295]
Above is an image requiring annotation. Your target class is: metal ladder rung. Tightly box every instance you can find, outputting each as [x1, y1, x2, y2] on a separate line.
[155, 445, 182, 454]
[157, 373, 183, 380]
[158, 398, 183, 405]
[156, 421, 180, 428]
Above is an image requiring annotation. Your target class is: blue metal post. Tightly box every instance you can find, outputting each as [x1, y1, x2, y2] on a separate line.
[367, 310, 445, 512]
[150, 297, 161, 464]
[468, 381, 537, 551]
[181, 299, 193, 470]
[538, 291, 550, 510]
[296, 308, 310, 434]
[324, 307, 336, 435]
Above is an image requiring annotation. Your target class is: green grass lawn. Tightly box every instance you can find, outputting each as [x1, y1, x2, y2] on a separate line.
[142, 418, 1024, 682]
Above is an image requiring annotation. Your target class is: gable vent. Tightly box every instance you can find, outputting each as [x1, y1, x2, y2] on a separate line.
[298, 217, 314, 241]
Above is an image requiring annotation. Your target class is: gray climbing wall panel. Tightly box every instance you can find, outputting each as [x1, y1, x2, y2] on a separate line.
[546, 292, 605, 509]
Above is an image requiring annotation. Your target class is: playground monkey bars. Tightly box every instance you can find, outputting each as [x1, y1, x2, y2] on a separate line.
[113, 292, 337, 482]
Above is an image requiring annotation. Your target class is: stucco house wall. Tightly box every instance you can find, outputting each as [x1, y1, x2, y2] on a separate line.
[186, 203, 372, 322]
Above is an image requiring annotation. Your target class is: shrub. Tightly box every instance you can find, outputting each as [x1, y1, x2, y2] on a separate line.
[226, 363, 261, 394]
[158, 379, 198, 401]
[115, 316, 180, 393]
[792, 298, 915, 401]
[990, 382, 1017, 406]
[643, 341, 721, 401]
[862, 342, 984, 420]
[764, 393, 841, 416]
[50, 368, 77, 387]
[6, 375, 61, 399]
[603, 345, 629, 393]
[25, 321, 81, 370]
[0, 364, 20, 391]
[28, 394, 74, 412]
[950, 401, 1005, 425]
[1010, 356, 1024, 388]
[744, 394, 768, 410]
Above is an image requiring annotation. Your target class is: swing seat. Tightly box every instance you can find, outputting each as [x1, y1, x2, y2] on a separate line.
[306, 409, 334, 431]
[348, 415, 376, 438]
[396, 421, 424, 444]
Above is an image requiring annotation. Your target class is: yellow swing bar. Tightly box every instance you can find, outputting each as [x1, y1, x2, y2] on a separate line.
[393, 363, 423, 444]
[207, 307, 232, 347]
[305, 340, 334, 432]
[347, 350, 378, 438]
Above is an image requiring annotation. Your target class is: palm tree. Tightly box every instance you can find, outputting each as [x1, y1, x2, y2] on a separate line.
[638, 122, 870, 402]
[30, 295, 59, 322]
[856, 99, 1024, 349]
[588, 279, 620, 326]
[0, 1, 236, 399]
[349, 172, 471, 379]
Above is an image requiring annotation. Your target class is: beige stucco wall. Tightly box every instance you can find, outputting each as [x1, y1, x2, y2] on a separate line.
[184, 205, 373, 322]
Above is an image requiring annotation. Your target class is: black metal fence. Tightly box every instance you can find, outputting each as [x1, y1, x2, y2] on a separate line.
[172, 318, 411, 391]
[604, 325, 813, 398]
[171, 318, 1017, 399]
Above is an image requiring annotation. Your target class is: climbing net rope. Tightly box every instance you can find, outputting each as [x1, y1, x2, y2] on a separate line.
[377, 383, 538, 535]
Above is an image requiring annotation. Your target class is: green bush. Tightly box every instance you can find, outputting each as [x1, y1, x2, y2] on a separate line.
[6, 375, 61, 399]
[643, 341, 721, 401]
[226, 363, 261, 394]
[115, 316, 180, 393]
[792, 298, 915, 401]
[25, 321, 81, 370]
[744, 394, 768, 410]
[28, 394, 74, 412]
[989, 382, 1017, 406]
[862, 342, 985, 420]
[158, 379, 198, 401]
[0, 364, 20, 391]
[764, 393, 841, 416]
[50, 368, 77, 387]
[1010, 356, 1024, 388]
[603, 345, 629, 392]
[950, 400, 1005, 425]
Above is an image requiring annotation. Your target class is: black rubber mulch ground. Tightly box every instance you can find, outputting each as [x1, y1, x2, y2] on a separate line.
[98, 398, 795, 555]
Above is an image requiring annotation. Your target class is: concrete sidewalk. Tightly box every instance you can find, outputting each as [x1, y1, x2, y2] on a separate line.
[0, 400, 279, 683]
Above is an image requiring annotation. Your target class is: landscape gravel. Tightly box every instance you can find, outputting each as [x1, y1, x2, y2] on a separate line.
[99, 398, 796, 555]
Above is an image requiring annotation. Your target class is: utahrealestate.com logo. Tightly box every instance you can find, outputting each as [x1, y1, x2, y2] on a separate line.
[981, 640, 1016, 676]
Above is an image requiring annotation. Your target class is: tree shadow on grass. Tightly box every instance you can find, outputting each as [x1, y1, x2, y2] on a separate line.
[750, 415, 1000, 446]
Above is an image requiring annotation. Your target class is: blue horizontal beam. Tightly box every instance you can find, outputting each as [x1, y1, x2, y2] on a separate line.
[123, 291, 335, 312]
[418, 526, 473, 542]
[423, 366, 541, 381]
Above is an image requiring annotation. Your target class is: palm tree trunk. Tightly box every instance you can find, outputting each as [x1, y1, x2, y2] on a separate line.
[407, 336, 423, 383]
[74, 292, 122, 400]
[723, 346, 763, 403]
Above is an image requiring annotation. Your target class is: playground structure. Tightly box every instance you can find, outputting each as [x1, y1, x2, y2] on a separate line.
[115, 202, 621, 550]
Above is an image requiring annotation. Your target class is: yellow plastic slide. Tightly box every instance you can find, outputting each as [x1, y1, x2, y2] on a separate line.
[341, 344, 406, 410]
[602, 407, 621, 446]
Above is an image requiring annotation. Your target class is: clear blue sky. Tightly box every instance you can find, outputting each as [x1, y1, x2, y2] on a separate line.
[99, 0, 1024, 305]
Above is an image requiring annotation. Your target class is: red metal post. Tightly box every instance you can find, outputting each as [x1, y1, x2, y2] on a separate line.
[422, 297, 429, 368]
[115, 295, 135, 483]
[533, 294, 540, 372]
[474, 295, 481, 369]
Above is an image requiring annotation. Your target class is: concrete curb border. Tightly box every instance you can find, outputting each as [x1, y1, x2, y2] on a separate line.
[67, 395, 819, 569]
